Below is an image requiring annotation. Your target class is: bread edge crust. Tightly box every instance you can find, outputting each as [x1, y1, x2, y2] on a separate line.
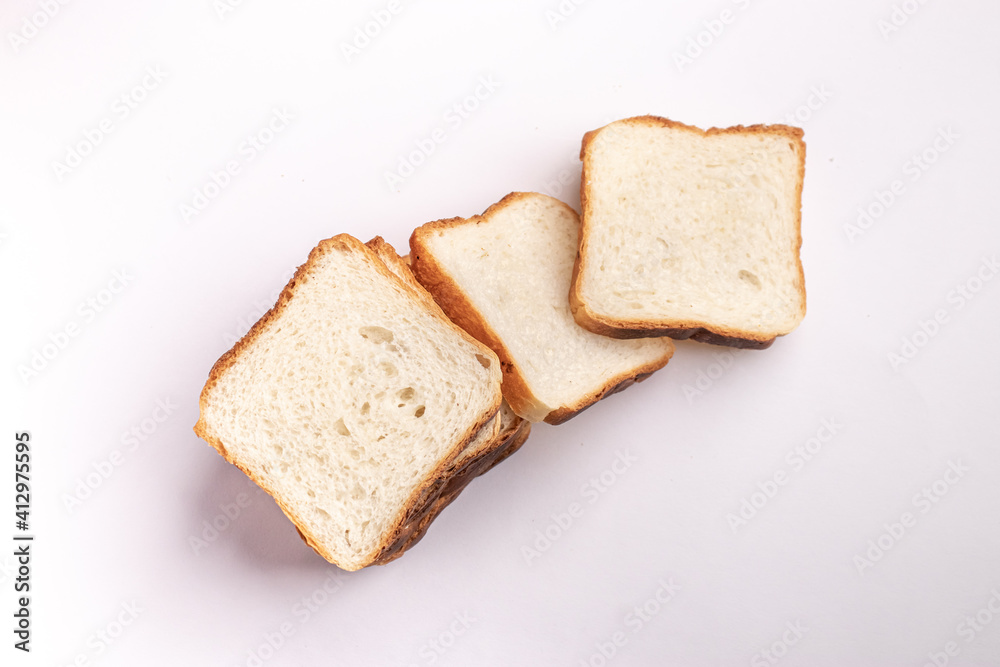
[571, 115, 807, 350]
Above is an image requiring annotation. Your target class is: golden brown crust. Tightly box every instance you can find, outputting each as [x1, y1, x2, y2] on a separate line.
[568, 293, 777, 349]
[483, 416, 531, 472]
[544, 368, 661, 424]
[410, 192, 673, 424]
[193, 233, 502, 570]
[572, 115, 807, 350]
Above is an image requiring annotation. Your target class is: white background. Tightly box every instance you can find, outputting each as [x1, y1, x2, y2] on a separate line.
[2, 0, 999, 665]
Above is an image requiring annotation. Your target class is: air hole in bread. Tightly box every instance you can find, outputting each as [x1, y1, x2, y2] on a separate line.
[333, 417, 350, 436]
[358, 326, 394, 344]
[738, 270, 762, 288]
[378, 361, 398, 377]
[414, 405, 425, 418]
[360, 402, 370, 416]
[397, 387, 415, 401]
[475, 354, 491, 369]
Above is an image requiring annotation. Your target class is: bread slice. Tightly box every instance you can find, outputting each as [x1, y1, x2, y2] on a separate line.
[571, 116, 807, 349]
[194, 234, 502, 571]
[409, 192, 675, 425]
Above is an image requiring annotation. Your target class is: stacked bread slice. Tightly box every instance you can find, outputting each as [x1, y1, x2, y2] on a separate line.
[194, 115, 806, 570]
[195, 236, 510, 570]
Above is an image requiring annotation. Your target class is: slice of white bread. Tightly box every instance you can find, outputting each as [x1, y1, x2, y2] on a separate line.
[571, 116, 807, 349]
[409, 192, 675, 424]
[194, 234, 502, 571]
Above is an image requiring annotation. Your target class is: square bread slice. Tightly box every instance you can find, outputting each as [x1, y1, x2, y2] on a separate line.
[194, 234, 502, 571]
[571, 116, 807, 349]
[409, 192, 675, 425]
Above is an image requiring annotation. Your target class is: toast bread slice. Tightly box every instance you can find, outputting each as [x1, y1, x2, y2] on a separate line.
[194, 234, 502, 570]
[571, 116, 807, 349]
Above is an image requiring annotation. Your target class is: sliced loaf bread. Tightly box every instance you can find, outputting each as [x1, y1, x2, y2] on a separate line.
[194, 234, 502, 570]
[571, 116, 807, 349]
